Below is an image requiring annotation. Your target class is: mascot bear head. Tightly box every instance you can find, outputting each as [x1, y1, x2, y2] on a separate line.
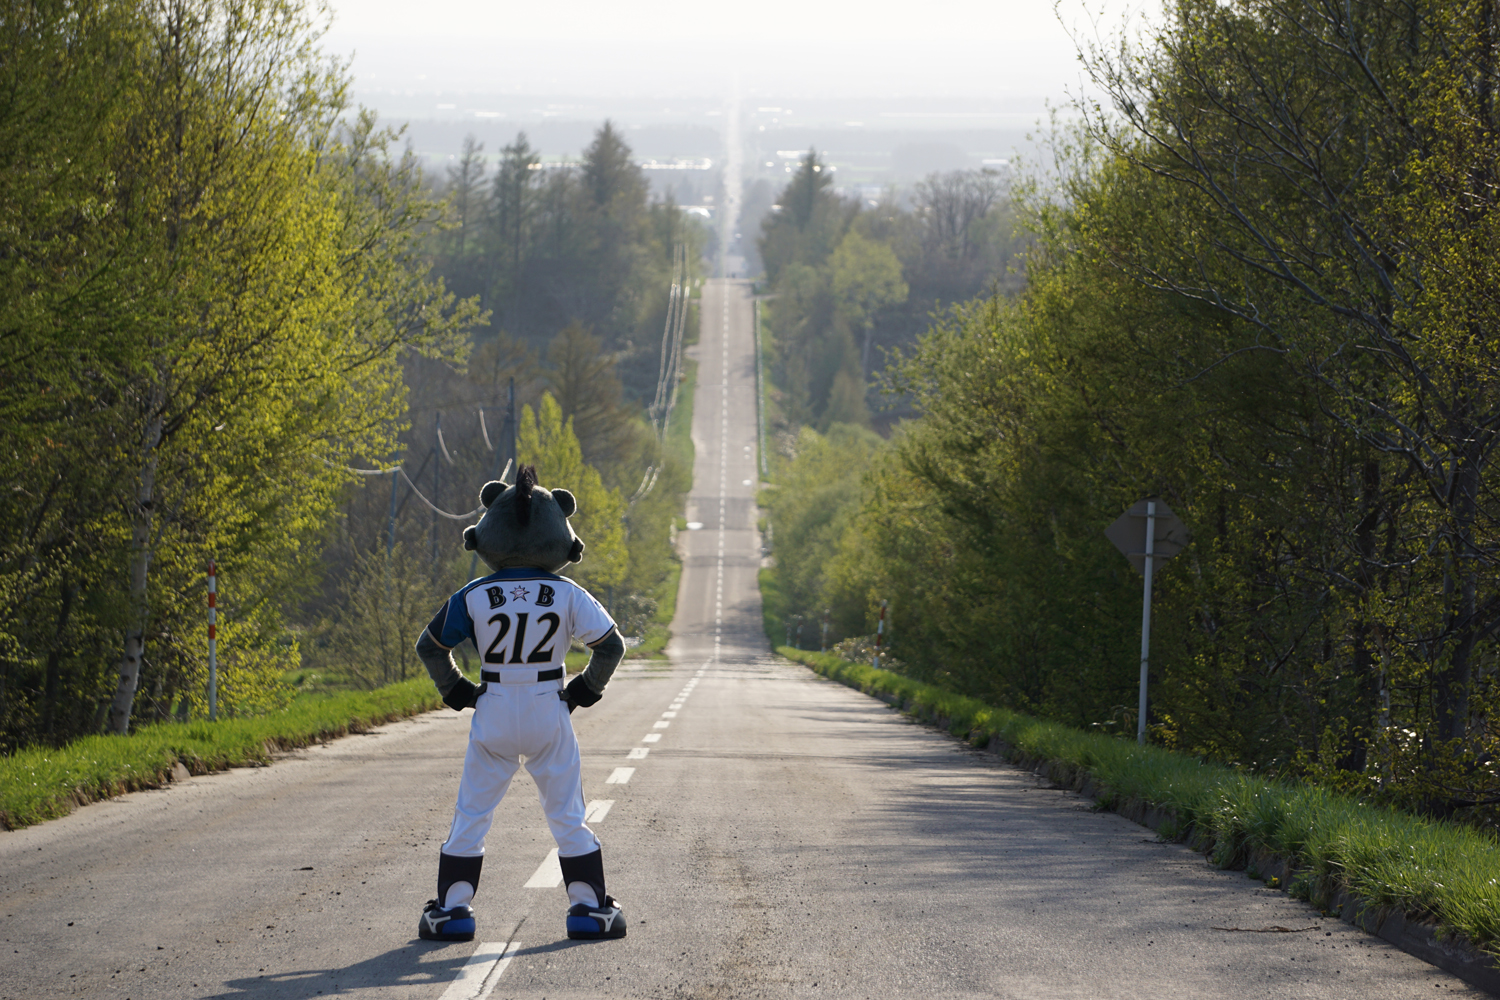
[463, 464, 585, 574]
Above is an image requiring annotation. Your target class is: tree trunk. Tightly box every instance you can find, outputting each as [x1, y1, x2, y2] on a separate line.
[41, 576, 75, 740]
[108, 402, 164, 735]
[1342, 460, 1382, 772]
[1435, 450, 1482, 745]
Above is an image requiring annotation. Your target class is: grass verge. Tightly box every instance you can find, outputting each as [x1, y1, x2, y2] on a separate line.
[624, 355, 696, 660]
[0, 677, 444, 832]
[778, 645, 1500, 957]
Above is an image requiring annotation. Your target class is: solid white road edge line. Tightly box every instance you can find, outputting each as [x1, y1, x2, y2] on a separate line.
[523, 849, 562, 888]
[439, 940, 520, 1000]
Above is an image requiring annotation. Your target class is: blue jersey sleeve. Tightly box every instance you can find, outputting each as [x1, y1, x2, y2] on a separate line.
[425, 589, 475, 649]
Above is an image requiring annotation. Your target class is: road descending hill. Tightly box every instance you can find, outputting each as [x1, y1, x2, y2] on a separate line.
[0, 279, 1483, 999]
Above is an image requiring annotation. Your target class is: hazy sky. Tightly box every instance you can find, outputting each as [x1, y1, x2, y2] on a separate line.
[321, 0, 1164, 102]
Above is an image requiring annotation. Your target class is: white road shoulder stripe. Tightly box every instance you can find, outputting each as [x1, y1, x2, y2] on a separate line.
[523, 849, 561, 888]
[438, 940, 522, 1000]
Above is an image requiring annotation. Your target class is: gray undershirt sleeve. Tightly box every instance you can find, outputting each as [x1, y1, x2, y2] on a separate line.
[416, 628, 465, 697]
[581, 627, 625, 694]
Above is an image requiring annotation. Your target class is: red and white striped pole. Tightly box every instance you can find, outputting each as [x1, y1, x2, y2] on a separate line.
[207, 560, 218, 722]
[872, 599, 887, 670]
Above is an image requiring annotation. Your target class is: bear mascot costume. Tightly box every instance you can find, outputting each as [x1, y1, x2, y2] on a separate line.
[413, 464, 627, 942]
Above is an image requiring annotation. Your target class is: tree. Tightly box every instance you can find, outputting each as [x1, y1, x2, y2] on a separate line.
[0, 0, 479, 743]
[545, 323, 639, 471]
[914, 170, 1006, 264]
[490, 132, 539, 318]
[517, 394, 627, 594]
[830, 230, 908, 374]
[1077, 0, 1500, 769]
[758, 150, 844, 285]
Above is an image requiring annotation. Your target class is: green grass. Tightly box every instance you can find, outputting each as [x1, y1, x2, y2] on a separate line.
[0, 677, 445, 831]
[779, 645, 1500, 956]
[665, 358, 697, 470]
[629, 555, 682, 659]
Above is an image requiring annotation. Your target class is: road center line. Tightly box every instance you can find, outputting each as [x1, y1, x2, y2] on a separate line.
[523, 849, 562, 888]
[439, 940, 522, 1000]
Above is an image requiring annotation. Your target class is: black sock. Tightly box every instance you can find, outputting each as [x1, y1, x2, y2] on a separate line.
[437, 852, 483, 909]
[558, 848, 607, 909]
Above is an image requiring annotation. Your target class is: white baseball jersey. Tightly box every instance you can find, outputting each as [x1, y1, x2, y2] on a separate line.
[426, 568, 615, 670]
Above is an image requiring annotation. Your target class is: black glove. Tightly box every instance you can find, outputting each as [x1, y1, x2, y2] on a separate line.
[442, 677, 485, 711]
[562, 675, 603, 714]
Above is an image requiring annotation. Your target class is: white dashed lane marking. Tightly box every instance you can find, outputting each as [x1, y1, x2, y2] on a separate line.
[627, 747, 649, 760]
[524, 849, 562, 888]
[605, 767, 635, 784]
[585, 799, 614, 822]
[642, 733, 662, 743]
[438, 941, 523, 1000]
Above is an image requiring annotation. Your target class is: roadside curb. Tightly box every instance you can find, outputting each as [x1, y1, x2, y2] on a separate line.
[818, 667, 1500, 997]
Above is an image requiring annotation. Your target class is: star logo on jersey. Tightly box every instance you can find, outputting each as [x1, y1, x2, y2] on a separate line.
[510, 585, 530, 602]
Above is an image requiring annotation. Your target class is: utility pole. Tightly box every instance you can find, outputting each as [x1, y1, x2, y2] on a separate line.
[385, 463, 400, 557]
[207, 560, 218, 722]
[432, 411, 442, 571]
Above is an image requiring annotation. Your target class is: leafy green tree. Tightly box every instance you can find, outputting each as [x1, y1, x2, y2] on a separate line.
[0, 0, 479, 745]
[830, 230, 908, 374]
[518, 394, 627, 594]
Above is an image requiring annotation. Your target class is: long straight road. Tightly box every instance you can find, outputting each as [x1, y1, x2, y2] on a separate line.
[0, 280, 1487, 999]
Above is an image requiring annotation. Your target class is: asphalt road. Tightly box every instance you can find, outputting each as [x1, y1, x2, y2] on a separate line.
[0, 279, 1487, 999]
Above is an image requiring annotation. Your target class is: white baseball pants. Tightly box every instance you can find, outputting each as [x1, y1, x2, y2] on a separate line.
[442, 679, 601, 873]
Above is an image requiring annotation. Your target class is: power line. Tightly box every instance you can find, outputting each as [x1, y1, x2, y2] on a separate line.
[321, 458, 484, 521]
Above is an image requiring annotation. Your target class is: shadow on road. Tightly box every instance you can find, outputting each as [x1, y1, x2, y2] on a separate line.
[202, 935, 594, 998]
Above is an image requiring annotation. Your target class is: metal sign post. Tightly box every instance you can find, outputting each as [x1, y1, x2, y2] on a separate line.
[1105, 499, 1189, 744]
[1136, 502, 1156, 744]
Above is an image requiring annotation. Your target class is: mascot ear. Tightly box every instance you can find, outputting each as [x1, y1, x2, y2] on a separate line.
[553, 488, 577, 517]
[480, 480, 507, 508]
[568, 538, 584, 563]
[463, 526, 478, 551]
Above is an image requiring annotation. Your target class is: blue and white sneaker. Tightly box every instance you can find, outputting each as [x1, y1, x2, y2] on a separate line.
[566, 895, 627, 940]
[418, 899, 476, 941]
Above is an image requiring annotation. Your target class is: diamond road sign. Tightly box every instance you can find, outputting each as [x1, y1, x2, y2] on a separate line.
[1104, 499, 1189, 576]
